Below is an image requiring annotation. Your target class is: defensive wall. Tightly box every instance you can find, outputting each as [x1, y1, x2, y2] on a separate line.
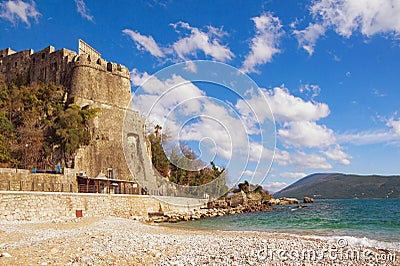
[0, 41, 158, 190]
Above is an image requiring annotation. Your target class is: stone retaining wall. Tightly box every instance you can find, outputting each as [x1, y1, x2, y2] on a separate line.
[0, 191, 207, 222]
[0, 168, 76, 192]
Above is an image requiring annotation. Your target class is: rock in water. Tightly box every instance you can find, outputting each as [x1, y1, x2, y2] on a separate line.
[303, 197, 314, 203]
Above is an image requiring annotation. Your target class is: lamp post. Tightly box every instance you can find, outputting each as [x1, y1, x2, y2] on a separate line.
[24, 143, 29, 169]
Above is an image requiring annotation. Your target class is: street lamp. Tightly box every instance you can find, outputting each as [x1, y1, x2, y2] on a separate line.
[24, 143, 29, 169]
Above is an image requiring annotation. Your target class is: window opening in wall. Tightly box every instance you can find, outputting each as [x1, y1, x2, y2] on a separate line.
[14, 62, 17, 67]
[41, 53, 45, 59]
[97, 58, 102, 65]
[107, 62, 112, 72]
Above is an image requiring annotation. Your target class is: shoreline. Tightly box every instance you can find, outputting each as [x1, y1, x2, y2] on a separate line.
[163, 219, 400, 253]
[0, 216, 398, 265]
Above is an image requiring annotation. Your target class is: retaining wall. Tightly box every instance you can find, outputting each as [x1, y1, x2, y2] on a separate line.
[0, 191, 207, 222]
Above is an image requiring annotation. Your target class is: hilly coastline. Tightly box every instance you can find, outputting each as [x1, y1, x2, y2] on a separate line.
[274, 173, 400, 199]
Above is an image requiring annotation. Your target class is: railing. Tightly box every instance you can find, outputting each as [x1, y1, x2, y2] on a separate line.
[78, 184, 139, 194]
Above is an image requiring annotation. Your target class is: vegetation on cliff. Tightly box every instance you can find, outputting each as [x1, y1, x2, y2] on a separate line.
[148, 125, 228, 191]
[274, 173, 400, 199]
[0, 79, 99, 169]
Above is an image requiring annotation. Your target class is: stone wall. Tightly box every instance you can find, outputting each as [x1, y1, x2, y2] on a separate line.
[0, 191, 207, 222]
[0, 42, 158, 186]
[0, 168, 77, 192]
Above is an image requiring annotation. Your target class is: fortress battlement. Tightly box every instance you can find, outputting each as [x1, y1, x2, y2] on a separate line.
[0, 40, 157, 186]
[0, 41, 130, 86]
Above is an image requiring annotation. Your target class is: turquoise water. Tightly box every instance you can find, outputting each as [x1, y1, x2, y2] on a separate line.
[168, 198, 400, 249]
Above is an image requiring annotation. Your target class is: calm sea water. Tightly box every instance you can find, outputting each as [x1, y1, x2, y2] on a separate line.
[167, 198, 400, 251]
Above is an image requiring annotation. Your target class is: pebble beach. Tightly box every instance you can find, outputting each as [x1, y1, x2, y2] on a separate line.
[0, 216, 398, 265]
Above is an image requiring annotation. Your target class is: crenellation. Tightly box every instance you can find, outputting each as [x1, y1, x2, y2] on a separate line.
[0, 47, 16, 57]
[0, 43, 130, 87]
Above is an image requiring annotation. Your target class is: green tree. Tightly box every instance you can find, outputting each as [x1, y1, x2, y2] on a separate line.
[54, 103, 99, 167]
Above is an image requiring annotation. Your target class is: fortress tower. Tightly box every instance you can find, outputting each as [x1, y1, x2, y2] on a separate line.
[0, 40, 157, 189]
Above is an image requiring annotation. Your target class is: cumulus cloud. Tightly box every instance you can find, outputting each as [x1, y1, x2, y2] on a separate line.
[293, 23, 325, 55]
[291, 151, 332, 170]
[123, 29, 165, 58]
[323, 145, 351, 165]
[74, 0, 93, 21]
[130, 68, 152, 87]
[241, 13, 284, 73]
[263, 182, 288, 193]
[278, 121, 336, 148]
[170, 22, 234, 62]
[311, 0, 400, 38]
[0, 0, 40, 26]
[124, 22, 234, 62]
[273, 149, 290, 166]
[264, 87, 330, 123]
[236, 85, 351, 168]
[294, 0, 400, 54]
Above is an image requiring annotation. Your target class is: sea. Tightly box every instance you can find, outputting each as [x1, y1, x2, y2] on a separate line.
[167, 198, 400, 251]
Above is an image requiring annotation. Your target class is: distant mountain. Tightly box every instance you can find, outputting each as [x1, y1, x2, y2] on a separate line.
[274, 173, 400, 199]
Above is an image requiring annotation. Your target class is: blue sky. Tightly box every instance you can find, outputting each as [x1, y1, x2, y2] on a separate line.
[1, 0, 400, 192]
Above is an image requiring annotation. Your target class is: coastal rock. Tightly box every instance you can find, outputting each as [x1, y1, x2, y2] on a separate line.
[303, 197, 314, 203]
[279, 197, 299, 205]
[267, 198, 280, 206]
[227, 191, 247, 207]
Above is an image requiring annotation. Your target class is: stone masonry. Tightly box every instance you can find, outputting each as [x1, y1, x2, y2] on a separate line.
[0, 40, 157, 190]
[0, 191, 207, 221]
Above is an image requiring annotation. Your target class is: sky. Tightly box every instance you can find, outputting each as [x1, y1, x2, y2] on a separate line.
[1, 0, 400, 193]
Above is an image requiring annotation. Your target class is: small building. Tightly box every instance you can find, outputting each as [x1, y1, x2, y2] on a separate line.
[76, 169, 139, 194]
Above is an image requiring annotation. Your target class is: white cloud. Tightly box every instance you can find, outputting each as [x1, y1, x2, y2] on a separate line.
[74, 0, 93, 21]
[337, 130, 398, 145]
[123, 29, 165, 58]
[123, 22, 233, 62]
[291, 151, 332, 170]
[242, 170, 256, 176]
[130, 68, 152, 86]
[0, 0, 40, 27]
[323, 144, 351, 165]
[372, 89, 386, 97]
[184, 61, 197, 73]
[280, 172, 306, 179]
[310, 0, 400, 38]
[171, 22, 234, 62]
[387, 117, 400, 137]
[293, 23, 325, 55]
[241, 13, 284, 73]
[293, 0, 400, 54]
[273, 149, 290, 166]
[279, 121, 336, 148]
[263, 182, 288, 193]
[299, 84, 321, 99]
[264, 87, 330, 123]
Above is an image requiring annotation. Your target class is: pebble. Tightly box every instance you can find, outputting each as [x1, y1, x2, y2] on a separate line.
[0, 217, 397, 265]
[0, 252, 12, 257]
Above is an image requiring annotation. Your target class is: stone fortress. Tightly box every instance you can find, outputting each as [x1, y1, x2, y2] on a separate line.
[0, 40, 157, 192]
